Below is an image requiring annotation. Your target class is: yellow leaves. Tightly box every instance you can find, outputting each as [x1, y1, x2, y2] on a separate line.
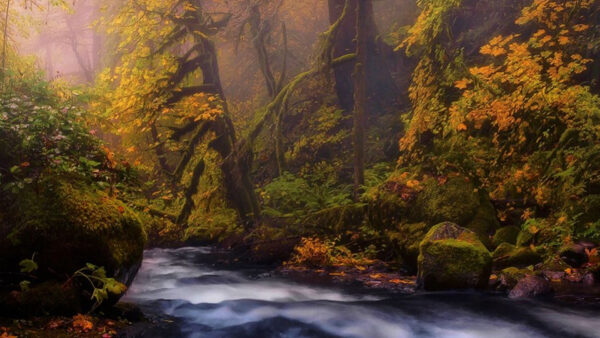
[534, 184, 551, 206]
[102, 146, 118, 169]
[469, 65, 497, 78]
[72, 314, 94, 332]
[405, 179, 420, 189]
[0, 333, 16, 338]
[558, 35, 570, 45]
[573, 24, 589, 32]
[480, 35, 513, 56]
[457, 123, 468, 131]
[454, 78, 471, 90]
[521, 209, 533, 220]
[183, 1, 198, 12]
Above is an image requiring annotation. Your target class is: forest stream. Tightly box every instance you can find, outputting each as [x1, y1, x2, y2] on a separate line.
[121, 247, 600, 338]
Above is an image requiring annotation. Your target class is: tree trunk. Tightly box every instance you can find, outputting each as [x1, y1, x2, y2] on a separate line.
[328, 0, 397, 114]
[352, 0, 367, 200]
[199, 38, 261, 225]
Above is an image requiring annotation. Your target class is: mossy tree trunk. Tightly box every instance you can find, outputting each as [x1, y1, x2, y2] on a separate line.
[352, 0, 367, 200]
[140, 4, 260, 227]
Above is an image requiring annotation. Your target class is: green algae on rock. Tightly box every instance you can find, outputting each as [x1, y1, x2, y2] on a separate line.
[417, 222, 492, 291]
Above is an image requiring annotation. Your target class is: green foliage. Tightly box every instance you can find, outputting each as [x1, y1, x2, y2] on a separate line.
[0, 74, 134, 196]
[260, 171, 352, 219]
[72, 263, 127, 308]
[19, 255, 38, 274]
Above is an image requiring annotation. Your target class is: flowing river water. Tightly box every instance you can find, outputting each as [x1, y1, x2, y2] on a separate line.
[121, 247, 600, 338]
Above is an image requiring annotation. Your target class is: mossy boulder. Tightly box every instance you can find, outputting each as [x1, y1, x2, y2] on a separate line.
[0, 178, 146, 315]
[492, 243, 516, 259]
[492, 226, 520, 247]
[498, 267, 530, 290]
[417, 222, 492, 290]
[493, 244, 542, 269]
[516, 230, 535, 247]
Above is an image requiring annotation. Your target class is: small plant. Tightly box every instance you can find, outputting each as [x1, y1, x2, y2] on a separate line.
[286, 237, 376, 269]
[69, 263, 127, 310]
[19, 253, 38, 273]
[286, 237, 334, 268]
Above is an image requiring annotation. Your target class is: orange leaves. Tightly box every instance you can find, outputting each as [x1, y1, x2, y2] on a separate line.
[586, 248, 600, 265]
[454, 78, 471, 90]
[101, 145, 118, 169]
[0, 327, 16, 338]
[72, 314, 94, 332]
[469, 65, 497, 78]
[480, 35, 515, 57]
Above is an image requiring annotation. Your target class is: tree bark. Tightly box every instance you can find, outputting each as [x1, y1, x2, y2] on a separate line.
[352, 0, 367, 200]
[327, 0, 397, 114]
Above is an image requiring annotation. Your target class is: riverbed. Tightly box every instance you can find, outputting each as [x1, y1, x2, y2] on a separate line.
[121, 247, 600, 338]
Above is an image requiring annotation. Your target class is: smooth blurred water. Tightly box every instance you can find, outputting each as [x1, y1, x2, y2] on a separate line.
[122, 247, 600, 338]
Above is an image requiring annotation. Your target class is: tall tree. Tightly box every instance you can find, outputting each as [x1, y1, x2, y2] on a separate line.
[327, 0, 397, 113]
[352, 0, 367, 199]
[99, 0, 260, 226]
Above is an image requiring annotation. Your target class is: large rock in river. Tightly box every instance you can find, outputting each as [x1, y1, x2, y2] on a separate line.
[0, 178, 146, 315]
[417, 222, 492, 290]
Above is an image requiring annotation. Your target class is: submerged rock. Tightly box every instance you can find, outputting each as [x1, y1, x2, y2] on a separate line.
[417, 222, 492, 291]
[508, 275, 553, 299]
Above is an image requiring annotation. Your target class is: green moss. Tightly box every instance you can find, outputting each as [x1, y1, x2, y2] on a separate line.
[418, 222, 492, 290]
[387, 222, 429, 269]
[493, 242, 516, 259]
[539, 257, 571, 271]
[417, 177, 480, 226]
[366, 189, 413, 228]
[4, 177, 145, 285]
[466, 192, 500, 239]
[493, 246, 542, 269]
[516, 230, 535, 247]
[499, 267, 529, 289]
[492, 226, 520, 247]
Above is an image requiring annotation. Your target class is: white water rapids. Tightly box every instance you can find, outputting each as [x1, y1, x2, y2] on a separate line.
[121, 247, 600, 338]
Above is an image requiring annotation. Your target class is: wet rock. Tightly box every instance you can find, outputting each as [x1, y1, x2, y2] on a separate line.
[559, 243, 588, 268]
[492, 245, 542, 269]
[565, 270, 585, 283]
[498, 267, 529, 291]
[543, 270, 565, 281]
[417, 222, 492, 291]
[583, 273, 595, 285]
[508, 275, 553, 299]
